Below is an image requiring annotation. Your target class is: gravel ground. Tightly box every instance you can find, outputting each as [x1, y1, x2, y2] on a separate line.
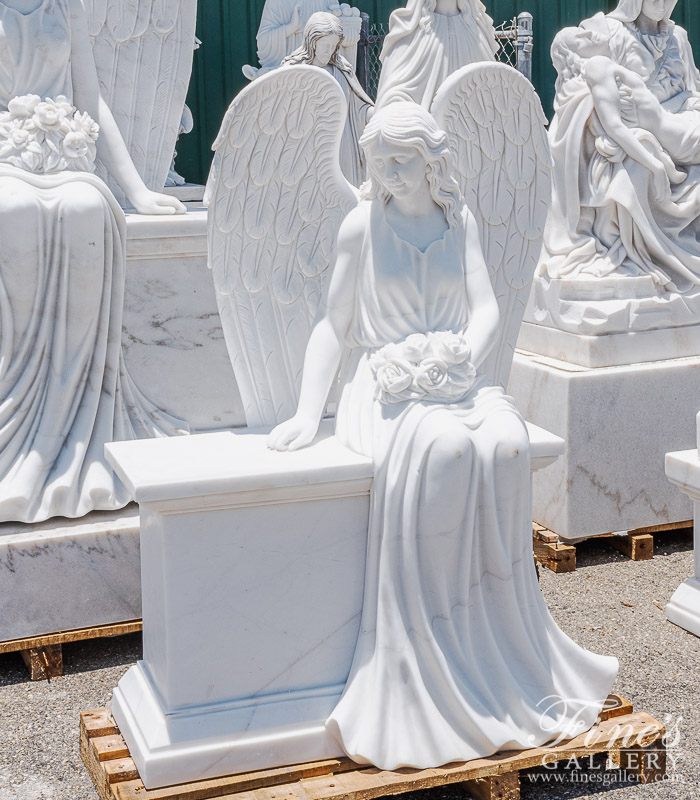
[0, 529, 698, 800]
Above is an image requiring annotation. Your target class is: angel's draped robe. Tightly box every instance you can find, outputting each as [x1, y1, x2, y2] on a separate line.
[0, 0, 184, 523]
[325, 199, 618, 769]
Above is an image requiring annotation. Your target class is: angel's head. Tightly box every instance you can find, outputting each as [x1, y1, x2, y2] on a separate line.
[359, 102, 462, 227]
[283, 12, 344, 68]
[609, 0, 677, 24]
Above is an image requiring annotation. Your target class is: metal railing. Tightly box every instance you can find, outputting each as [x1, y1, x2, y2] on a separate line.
[357, 11, 534, 100]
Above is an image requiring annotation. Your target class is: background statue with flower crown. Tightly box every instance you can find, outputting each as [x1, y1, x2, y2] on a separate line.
[0, 0, 186, 526]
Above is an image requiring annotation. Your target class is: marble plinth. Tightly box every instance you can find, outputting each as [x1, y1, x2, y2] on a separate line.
[529, 272, 700, 336]
[509, 351, 699, 541]
[0, 507, 140, 641]
[106, 421, 563, 789]
[665, 442, 700, 637]
[124, 208, 245, 431]
[518, 321, 700, 369]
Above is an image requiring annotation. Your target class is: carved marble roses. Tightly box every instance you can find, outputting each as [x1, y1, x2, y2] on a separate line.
[370, 331, 476, 404]
[0, 95, 99, 174]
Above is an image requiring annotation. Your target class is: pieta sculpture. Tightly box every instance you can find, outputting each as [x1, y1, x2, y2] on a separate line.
[375, 0, 498, 109]
[282, 12, 373, 186]
[535, 0, 700, 333]
[0, 0, 186, 523]
[206, 62, 618, 767]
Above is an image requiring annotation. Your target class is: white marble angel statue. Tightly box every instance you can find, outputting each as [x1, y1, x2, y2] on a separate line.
[207, 61, 617, 768]
[536, 0, 700, 332]
[282, 12, 373, 186]
[85, 0, 197, 206]
[242, 0, 362, 80]
[375, 0, 498, 110]
[0, 0, 186, 523]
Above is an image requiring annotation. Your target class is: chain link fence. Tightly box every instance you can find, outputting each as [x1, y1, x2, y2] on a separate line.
[357, 12, 534, 101]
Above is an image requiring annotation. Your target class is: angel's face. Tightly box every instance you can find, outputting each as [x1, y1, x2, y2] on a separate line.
[368, 138, 428, 199]
[311, 34, 341, 67]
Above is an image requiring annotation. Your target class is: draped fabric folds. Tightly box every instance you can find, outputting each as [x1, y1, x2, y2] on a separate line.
[376, 0, 497, 109]
[327, 201, 618, 769]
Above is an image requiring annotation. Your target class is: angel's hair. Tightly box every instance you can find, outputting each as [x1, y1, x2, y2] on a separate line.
[608, 0, 677, 23]
[283, 12, 346, 69]
[551, 27, 607, 90]
[359, 102, 462, 228]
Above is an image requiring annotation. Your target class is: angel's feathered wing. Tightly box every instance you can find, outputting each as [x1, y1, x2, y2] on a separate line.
[432, 63, 552, 390]
[205, 66, 358, 428]
[86, 0, 197, 206]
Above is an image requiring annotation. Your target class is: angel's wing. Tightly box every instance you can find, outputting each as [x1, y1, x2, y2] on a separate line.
[432, 63, 552, 390]
[205, 66, 358, 428]
[86, 0, 197, 206]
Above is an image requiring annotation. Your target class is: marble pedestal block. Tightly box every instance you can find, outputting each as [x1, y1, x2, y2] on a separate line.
[0, 507, 140, 641]
[106, 421, 563, 789]
[123, 207, 244, 432]
[509, 350, 699, 541]
[665, 426, 700, 638]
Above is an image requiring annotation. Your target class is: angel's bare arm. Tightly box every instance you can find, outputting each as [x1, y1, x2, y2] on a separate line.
[461, 211, 500, 369]
[68, 0, 184, 214]
[268, 206, 363, 451]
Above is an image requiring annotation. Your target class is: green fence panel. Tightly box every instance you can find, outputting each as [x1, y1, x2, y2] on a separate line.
[177, 0, 700, 185]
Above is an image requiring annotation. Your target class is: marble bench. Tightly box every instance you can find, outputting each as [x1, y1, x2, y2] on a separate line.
[106, 419, 564, 789]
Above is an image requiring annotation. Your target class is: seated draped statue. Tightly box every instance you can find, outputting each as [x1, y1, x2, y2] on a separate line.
[263, 101, 618, 769]
[282, 12, 373, 186]
[375, 0, 497, 109]
[0, 0, 186, 523]
[243, 0, 362, 81]
[535, 0, 700, 334]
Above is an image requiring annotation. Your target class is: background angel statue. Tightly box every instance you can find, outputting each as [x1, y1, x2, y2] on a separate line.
[243, 0, 362, 80]
[0, 0, 186, 523]
[539, 0, 700, 305]
[282, 12, 373, 186]
[266, 99, 617, 769]
[375, 0, 498, 109]
[85, 0, 197, 206]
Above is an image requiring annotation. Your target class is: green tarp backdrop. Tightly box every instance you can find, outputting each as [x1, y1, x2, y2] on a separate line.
[176, 0, 700, 185]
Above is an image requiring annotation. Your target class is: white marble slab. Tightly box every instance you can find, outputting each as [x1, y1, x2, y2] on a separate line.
[107, 420, 564, 788]
[509, 350, 698, 540]
[665, 441, 700, 637]
[123, 208, 245, 432]
[517, 320, 700, 369]
[0, 507, 140, 641]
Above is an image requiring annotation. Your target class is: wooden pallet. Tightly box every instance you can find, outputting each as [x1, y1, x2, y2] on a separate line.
[533, 520, 693, 574]
[80, 695, 665, 800]
[0, 620, 142, 680]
